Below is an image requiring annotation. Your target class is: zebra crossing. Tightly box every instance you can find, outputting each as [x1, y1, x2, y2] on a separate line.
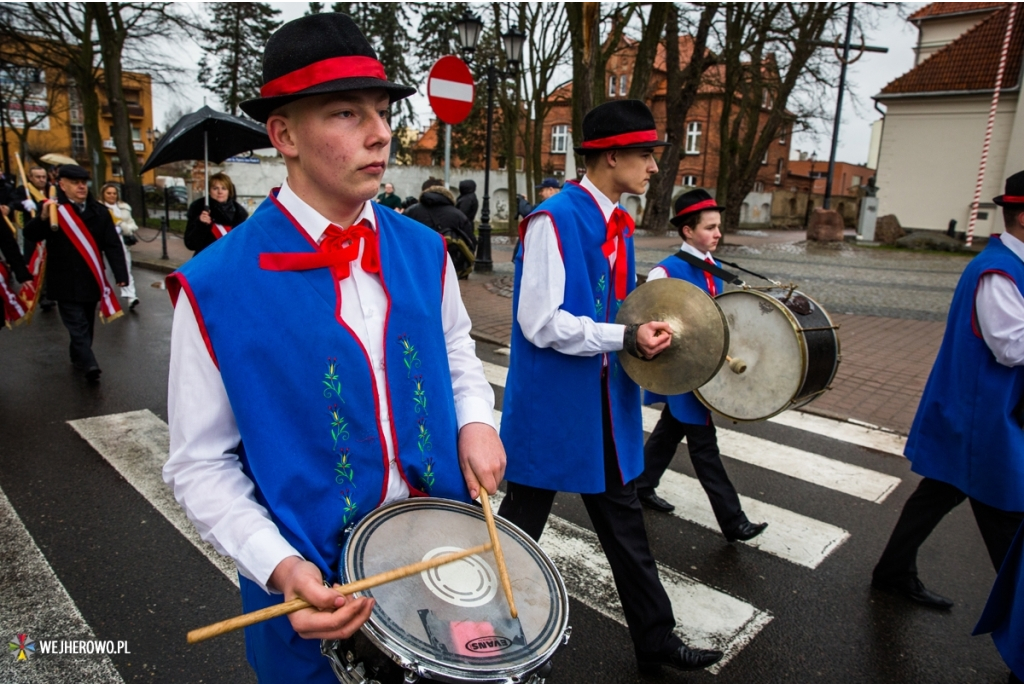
[21, 354, 907, 679]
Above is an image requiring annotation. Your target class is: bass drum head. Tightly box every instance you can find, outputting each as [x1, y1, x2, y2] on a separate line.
[696, 291, 804, 421]
[342, 498, 568, 683]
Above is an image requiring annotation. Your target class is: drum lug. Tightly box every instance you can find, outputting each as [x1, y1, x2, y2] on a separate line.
[402, 667, 419, 683]
[562, 625, 572, 645]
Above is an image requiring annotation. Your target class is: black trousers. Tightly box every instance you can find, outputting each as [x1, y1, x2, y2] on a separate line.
[497, 384, 681, 658]
[636, 405, 746, 533]
[57, 300, 99, 371]
[874, 476, 1024, 583]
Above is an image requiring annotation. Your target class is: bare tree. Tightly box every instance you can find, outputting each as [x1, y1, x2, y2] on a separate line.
[0, 61, 69, 163]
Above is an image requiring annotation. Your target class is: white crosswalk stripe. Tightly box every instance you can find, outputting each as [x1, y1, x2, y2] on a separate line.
[482, 360, 902, 503]
[0, 485, 123, 684]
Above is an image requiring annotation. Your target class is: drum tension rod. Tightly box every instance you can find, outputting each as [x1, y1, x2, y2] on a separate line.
[799, 325, 841, 332]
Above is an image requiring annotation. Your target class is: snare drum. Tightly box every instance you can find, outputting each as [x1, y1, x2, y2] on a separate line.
[695, 288, 840, 421]
[322, 498, 570, 683]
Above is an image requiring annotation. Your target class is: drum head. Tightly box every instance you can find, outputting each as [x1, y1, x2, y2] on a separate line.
[343, 499, 568, 682]
[696, 291, 804, 421]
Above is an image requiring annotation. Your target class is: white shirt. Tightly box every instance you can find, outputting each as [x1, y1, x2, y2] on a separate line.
[976, 231, 1024, 367]
[517, 175, 626, 356]
[647, 241, 715, 282]
[164, 179, 496, 591]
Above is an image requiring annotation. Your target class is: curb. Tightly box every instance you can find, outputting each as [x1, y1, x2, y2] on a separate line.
[470, 330, 509, 347]
[134, 259, 182, 275]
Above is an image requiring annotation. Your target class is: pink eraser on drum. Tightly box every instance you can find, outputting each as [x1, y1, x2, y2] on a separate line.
[449, 621, 496, 657]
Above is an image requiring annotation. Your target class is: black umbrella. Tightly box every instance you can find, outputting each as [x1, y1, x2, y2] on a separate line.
[141, 105, 271, 201]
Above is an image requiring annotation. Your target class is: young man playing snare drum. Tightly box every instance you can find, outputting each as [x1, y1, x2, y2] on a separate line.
[636, 190, 769, 543]
[163, 13, 503, 682]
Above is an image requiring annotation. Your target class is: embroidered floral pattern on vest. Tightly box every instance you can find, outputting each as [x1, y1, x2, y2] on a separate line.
[323, 358, 358, 528]
[398, 334, 421, 378]
[594, 274, 607, 318]
[399, 335, 435, 493]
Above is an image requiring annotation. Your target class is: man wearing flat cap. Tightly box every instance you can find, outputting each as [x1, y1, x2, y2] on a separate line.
[872, 170, 1024, 610]
[162, 13, 503, 682]
[637, 189, 768, 543]
[23, 165, 127, 382]
[499, 99, 723, 674]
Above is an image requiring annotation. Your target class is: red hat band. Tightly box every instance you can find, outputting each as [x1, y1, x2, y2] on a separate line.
[676, 198, 719, 217]
[581, 129, 659, 150]
[261, 55, 387, 98]
[1000, 195, 1024, 203]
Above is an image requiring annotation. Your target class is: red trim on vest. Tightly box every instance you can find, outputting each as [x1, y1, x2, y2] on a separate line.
[518, 210, 565, 262]
[260, 56, 388, 98]
[167, 272, 219, 369]
[972, 268, 1018, 339]
[581, 129, 659, 149]
[677, 198, 719, 217]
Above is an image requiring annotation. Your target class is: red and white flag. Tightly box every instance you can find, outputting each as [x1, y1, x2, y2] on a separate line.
[0, 262, 27, 327]
[57, 204, 123, 323]
[212, 223, 231, 239]
[16, 243, 46, 323]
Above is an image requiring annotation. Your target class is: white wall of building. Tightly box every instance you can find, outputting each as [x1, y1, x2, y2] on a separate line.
[875, 94, 1018, 236]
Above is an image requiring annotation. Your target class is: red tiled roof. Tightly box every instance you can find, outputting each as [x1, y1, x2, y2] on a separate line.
[879, 4, 1024, 96]
[908, 2, 1004, 23]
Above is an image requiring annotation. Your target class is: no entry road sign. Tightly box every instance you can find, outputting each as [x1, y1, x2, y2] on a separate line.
[428, 55, 475, 125]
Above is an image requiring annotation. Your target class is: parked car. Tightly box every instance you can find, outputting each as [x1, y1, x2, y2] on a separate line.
[144, 184, 188, 210]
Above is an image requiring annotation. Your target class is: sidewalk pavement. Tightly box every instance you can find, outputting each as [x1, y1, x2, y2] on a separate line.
[129, 225, 945, 436]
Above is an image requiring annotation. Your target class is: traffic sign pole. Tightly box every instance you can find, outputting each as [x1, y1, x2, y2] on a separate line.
[444, 123, 452, 188]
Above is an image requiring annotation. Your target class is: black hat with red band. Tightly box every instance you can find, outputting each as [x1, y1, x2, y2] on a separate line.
[993, 170, 1024, 207]
[670, 189, 725, 228]
[240, 13, 417, 123]
[574, 100, 670, 155]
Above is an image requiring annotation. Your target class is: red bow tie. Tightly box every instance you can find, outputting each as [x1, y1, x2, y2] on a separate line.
[259, 220, 380, 280]
[601, 207, 634, 301]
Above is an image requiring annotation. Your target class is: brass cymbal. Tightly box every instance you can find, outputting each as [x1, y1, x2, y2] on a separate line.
[615, 279, 729, 395]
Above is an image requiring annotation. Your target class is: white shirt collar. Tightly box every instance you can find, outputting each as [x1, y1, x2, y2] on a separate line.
[579, 175, 618, 222]
[276, 178, 377, 244]
[680, 240, 714, 262]
[1000, 230, 1024, 263]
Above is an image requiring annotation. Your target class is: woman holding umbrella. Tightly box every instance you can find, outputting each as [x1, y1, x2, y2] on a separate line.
[184, 172, 248, 255]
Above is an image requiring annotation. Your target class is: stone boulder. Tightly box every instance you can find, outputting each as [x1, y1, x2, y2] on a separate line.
[874, 214, 905, 245]
[806, 208, 844, 242]
[895, 231, 966, 252]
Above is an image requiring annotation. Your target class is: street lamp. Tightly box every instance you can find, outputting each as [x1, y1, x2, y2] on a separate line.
[145, 127, 169, 260]
[455, 11, 526, 273]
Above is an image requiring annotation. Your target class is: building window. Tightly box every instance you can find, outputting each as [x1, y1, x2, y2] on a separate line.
[851, 175, 862, 188]
[123, 89, 140, 105]
[776, 157, 784, 175]
[778, 125, 787, 144]
[516, 156, 524, 172]
[609, 75, 617, 97]
[685, 122, 702, 154]
[71, 124, 86, 158]
[683, 175, 697, 187]
[551, 124, 568, 154]
[497, 155, 506, 171]
[762, 148, 768, 165]
[131, 126, 141, 141]
[111, 156, 122, 177]
[762, 89, 773, 109]
[618, 74, 628, 96]
[753, 180, 765, 193]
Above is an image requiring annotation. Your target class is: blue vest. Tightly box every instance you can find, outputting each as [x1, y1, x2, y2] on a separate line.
[170, 195, 467, 583]
[905, 235, 1024, 511]
[642, 252, 724, 425]
[501, 181, 643, 493]
[974, 522, 1024, 679]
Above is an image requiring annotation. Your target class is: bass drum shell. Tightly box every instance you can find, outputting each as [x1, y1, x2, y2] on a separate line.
[695, 289, 840, 422]
[327, 498, 569, 684]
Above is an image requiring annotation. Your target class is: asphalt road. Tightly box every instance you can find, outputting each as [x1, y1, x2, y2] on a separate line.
[0, 265, 1010, 683]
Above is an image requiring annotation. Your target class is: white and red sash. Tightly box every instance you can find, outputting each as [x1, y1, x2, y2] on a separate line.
[13, 243, 46, 324]
[0, 262, 27, 327]
[212, 222, 231, 239]
[57, 204, 123, 322]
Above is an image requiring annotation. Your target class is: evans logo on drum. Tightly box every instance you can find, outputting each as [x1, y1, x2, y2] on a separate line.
[465, 635, 513, 653]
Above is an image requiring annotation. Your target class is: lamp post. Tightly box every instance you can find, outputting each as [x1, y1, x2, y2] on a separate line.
[146, 127, 169, 260]
[454, 11, 525, 273]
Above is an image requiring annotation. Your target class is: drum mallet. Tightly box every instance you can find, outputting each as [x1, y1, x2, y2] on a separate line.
[187, 543, 492, 644]
[726, 356, 747, 374]
[480, 487, 518, 619]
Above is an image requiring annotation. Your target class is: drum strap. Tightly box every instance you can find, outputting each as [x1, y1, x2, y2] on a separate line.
[672, 250, 744, 285]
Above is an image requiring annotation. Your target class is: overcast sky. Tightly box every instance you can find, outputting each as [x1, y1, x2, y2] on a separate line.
[152, 2, 924, 167]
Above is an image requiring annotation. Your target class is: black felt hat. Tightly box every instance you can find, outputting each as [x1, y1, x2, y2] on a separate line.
[239, 13, 417, 123]
[573, 100, 670, 155]
[993, 170, 1024, 207]
[670, 189, 724, 227]
[57, 164, 89, 180]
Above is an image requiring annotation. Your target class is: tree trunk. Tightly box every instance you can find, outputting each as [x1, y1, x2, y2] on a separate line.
[567, 3, 598, 177]
[92, 3, 143, 219]
[627, 3, 669, 102]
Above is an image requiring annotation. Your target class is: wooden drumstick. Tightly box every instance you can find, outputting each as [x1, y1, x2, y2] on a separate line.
[726, 355, 747, 374]
[480, 487, 518, 619]
[187, 542, 492, 644]
[48, 186, 58, 232]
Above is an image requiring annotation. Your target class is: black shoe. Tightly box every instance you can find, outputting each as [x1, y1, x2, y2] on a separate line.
[872, 576, 953, 609]
[725, 521, 768, 542]
[129, 298, 140, 311]
[637, 644, 723, 674]
[638, 491, 675, 513]
[85, 366, 102, 383]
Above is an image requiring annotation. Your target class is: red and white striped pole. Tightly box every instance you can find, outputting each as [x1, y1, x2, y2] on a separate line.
[967, 3, 1017, 246]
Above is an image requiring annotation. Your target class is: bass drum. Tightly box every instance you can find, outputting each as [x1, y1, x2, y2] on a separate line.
[695, 289, 840, 422]
[322, 498, 569, 683]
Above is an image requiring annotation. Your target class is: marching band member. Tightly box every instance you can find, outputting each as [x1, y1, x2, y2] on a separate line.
[23, 165, 127, 382]
[637, 190, 768, 542]
[498, 99, 723, 675]
[163, 14, 503, 682]
[872, 171, 1024, 609]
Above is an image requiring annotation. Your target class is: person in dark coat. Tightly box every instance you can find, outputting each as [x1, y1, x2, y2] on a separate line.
[10, 165, 55, 311]
[515, 177, 561, 220]
[455, 179, 478, 224]
[0, 202, 32, 328]
[404, 182, 477, 278]
[184, 172, 249, 255]
[24, 165, 128, 381]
